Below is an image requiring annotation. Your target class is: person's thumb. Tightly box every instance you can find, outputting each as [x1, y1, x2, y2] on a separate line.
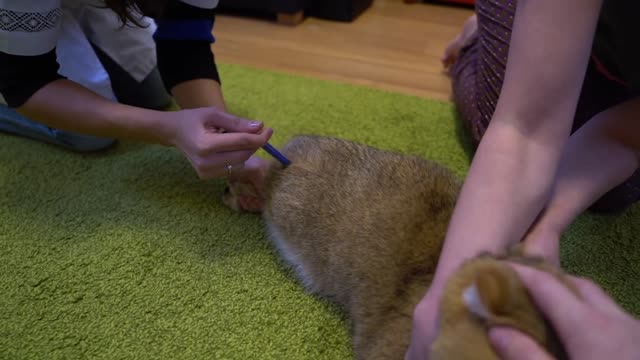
[489, 327, 554, 360]
[204, 109, 264, 134]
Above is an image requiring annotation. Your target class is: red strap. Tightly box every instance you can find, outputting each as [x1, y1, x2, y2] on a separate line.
[591, 53, 630, 88]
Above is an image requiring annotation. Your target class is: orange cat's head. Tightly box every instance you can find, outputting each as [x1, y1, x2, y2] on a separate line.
[430, 248, 575, 360]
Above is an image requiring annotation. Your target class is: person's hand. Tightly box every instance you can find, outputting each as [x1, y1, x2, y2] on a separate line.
[165, 107, 273, 179]
[521, 225, 561, 267]
[489, 264, 640, 360]
[441, 14, 477, 69]
[405, 282, 445, 360]
[227, 155, 270, 212]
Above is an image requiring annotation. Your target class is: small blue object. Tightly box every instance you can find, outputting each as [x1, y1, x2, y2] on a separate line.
[262, 143, 291, 167]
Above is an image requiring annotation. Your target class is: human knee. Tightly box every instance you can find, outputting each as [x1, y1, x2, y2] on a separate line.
[54, 130, 116, 152]
[111, 67, 173, 110]
[93, 43, 173, 111]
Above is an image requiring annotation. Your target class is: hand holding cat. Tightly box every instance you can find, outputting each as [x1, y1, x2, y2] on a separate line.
[226, 155, 269, 212]
[405, 281, 444, 360]
[489, 264, 640, 360]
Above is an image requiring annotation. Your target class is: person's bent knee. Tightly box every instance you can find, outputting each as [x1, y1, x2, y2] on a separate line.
[112, 67, 173, 111]
[93, 44, 173, 111]
[54, 130, 116, 152]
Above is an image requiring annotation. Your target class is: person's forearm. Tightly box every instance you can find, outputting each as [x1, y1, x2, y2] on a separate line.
[171, 79, 226, 111]
[528, 97, 640, 236]
[429, 0, 603, 290]
[17, 79, 175, 146]
[432, 121, 565, 289]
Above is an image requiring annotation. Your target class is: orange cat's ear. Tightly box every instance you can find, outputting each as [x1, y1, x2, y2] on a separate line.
[462, 266, 515, 320]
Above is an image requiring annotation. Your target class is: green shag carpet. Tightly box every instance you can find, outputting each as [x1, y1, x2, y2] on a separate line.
[1, 63, 639, 359]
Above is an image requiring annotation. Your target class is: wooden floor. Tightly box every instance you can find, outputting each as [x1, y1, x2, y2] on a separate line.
[213, 0, 473, 102]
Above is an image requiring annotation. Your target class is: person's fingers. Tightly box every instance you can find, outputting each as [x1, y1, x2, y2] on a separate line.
[489, 327, 554, 360]
[235, 175, 265, 197]
[243, 155, 269, 194]
[203, 128, 273, 155]
[211, 162, 246, 180]
[192, 151, 252, 179]
[521, 237, 560, 267]
[508, 264, 589, 340]
[442, 37, 460, 66]
[235, 167, 266, 196]
[203, 109, 264, 134]
[568, 275, 624, 314]
[405, 293, 441, 360]
[237, 196, 264, 212]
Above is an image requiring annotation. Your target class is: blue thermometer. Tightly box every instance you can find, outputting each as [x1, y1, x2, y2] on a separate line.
[262, 143, 291, 167]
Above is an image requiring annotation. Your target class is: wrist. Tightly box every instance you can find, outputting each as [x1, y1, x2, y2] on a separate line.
[110, 105, 177, 146]
[529, 215, 565, 241]
[147, 110, 178, 147]
[429, 268, 454, 299]
[522, 223, 561, 265]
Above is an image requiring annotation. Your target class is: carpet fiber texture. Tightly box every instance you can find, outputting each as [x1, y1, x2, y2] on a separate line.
[1, 63, 639, 359]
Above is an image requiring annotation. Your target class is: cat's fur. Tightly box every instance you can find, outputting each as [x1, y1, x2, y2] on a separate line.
[223, 135, 575, 359]
[430, 248, 575, 360]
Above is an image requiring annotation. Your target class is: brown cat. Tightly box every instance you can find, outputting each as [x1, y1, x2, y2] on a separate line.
[223, 135, 574, 359]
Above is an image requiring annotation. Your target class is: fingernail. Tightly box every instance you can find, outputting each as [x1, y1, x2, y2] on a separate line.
[249, 121, 262, 129]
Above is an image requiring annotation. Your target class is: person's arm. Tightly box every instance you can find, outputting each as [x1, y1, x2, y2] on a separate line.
[431, 0, 604, 289]
[0, 3, 168, 144]
[151, 0, 278, 193]
[523, 96, 640, 261]
[15, 78, 172, 145]
[0, 3, 270, 179]
[406, 1, 604, 358]
[153, 0, 226, 110]
[16, 77, 271, 179]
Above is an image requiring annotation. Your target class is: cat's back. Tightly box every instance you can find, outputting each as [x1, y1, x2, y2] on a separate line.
[265, 135, 459, 212]
[264, 135, 460, 242]
[263, 135, 460, 296]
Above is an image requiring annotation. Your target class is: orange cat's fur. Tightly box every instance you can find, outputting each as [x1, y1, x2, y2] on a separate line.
[223, 135, 575, 360]
[431, 248, 575, 360]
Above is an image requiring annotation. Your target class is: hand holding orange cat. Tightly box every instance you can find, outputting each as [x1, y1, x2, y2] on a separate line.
[490, 264, 640, 360]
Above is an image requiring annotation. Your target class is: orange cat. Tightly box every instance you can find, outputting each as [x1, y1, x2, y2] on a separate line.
[223, 135, 575, 359]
